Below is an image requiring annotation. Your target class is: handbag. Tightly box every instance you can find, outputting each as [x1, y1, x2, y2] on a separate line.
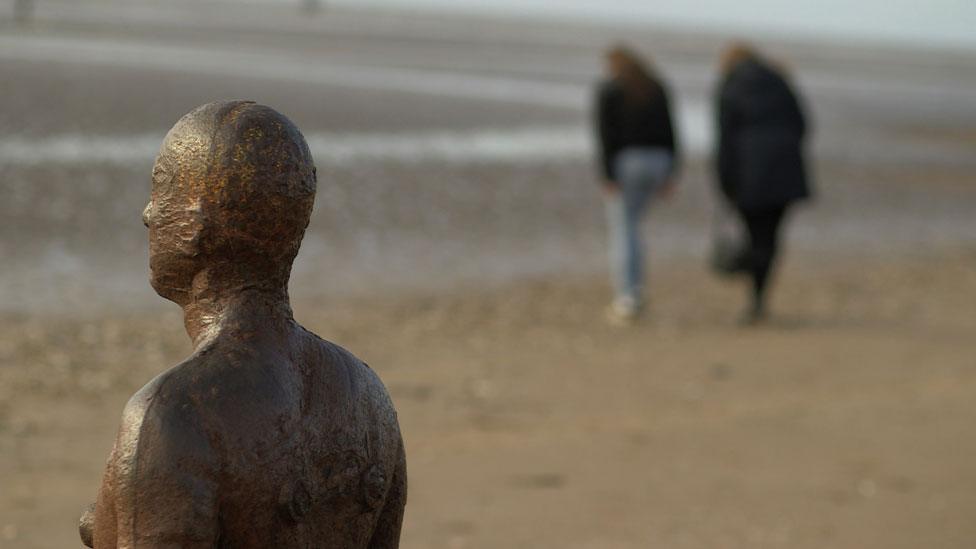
[709, 203, 747, 276]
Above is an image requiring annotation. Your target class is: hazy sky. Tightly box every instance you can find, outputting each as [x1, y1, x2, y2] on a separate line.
[334, 0, 976, 49]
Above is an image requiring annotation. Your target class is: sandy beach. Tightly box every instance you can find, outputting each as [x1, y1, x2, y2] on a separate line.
[1, 2, 975, 547]
[2, 254, 975, 548]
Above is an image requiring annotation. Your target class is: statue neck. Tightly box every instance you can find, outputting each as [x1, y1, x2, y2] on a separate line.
[182, 284, 295, 350]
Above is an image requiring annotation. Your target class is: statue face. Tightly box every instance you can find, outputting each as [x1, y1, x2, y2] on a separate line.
[143, 101, 316, 304]
[145, 148, 204, 305]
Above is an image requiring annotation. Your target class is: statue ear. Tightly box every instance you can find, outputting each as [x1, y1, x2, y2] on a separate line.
[185, 199, 207, 255]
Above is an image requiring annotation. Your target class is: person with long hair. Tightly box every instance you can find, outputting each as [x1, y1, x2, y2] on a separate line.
[715, 44, 811, 324]
[594, 45, 680, 323]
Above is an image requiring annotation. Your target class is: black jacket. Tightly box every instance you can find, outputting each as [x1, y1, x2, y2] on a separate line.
[717, 58, 810, 211]
[595, 78, 679, 181]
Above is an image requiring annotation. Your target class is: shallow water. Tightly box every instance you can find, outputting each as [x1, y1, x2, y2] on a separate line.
[309, 0, 976, 50]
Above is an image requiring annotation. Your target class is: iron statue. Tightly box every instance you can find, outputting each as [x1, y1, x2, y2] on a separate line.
[80, 101, 407, 548]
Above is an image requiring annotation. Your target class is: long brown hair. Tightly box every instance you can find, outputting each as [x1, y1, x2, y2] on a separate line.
[719, 42, 793, 80]
[605, 45, 659, 104]
[719, 42, 756, 76]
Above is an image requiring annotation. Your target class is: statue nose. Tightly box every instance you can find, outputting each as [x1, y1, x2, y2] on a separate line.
[142, 203, 152, 228]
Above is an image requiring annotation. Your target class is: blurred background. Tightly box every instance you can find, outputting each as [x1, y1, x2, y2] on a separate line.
[0, 0, 974, 547]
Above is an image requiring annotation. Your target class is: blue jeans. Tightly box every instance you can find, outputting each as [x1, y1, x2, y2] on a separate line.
[605, 147, 673, 305]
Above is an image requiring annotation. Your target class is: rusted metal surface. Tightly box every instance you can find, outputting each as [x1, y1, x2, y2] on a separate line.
[81, 101, 406, 548]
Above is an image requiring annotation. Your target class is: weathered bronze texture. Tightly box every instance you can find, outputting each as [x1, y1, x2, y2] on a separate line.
[81, 101, 406, 548]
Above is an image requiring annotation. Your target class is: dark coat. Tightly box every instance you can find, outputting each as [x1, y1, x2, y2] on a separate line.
[717, 58, 810, 211]
[595, 78, 679, 181]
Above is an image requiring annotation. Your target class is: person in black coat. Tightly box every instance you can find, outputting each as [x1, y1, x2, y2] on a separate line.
[716, 44, 810, 323]
[595, 45, 680, 323]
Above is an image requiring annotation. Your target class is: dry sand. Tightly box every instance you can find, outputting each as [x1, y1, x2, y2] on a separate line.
[2, 252, 975, 549]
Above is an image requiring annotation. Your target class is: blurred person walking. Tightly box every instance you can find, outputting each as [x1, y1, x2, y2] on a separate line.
[595, 45, 680, 324]
[715, 44, 810, 324]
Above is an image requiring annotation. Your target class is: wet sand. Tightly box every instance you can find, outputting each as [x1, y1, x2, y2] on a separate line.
[1, 2, 976, 548]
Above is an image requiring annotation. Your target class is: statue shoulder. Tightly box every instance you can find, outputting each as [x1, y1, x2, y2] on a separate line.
[103, 363, 221, 546]
[312, 336, 393, 398]
[119, 348, 214, 423]
[301, 332, 400, 428]
[116, 360, 220, 462]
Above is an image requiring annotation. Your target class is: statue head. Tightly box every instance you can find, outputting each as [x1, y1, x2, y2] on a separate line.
[143, 101, 316, 305]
